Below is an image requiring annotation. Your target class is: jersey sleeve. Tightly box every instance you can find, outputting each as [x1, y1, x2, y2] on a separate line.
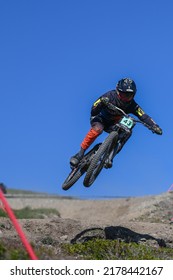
[132, 102, 157, 127]
[91, 92, 110, 116]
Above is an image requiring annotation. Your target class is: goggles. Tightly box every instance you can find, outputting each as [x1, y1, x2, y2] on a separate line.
[117, 90, 134, 101]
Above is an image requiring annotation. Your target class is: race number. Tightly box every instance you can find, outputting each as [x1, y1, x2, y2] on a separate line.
[120, 117, 134, 129]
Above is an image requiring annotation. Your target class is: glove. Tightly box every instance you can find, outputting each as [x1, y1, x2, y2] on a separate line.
[152, 125, 162, 135]
[100, 97, 109, 106]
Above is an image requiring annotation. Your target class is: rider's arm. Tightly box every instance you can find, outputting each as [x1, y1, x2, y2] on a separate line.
[130, 101, 162, 135]
[91, 93, 110, 116]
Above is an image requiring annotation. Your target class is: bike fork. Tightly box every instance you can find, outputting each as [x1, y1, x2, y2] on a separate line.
[108, 141, 122, 161]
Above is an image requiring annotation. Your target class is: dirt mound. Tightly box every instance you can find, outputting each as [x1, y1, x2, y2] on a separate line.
[0, 192, 173, 259]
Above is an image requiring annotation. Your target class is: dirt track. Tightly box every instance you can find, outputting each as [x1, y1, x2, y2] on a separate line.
[0, 192, 173, 259]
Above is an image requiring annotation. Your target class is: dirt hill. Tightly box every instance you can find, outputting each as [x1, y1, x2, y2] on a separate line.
[0, 191, 173, 259]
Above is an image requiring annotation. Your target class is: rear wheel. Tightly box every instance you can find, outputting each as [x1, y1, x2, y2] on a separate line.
[83, 131, 118, 187]
[62, 143, 101, 191]
[62, 167, 85, 191]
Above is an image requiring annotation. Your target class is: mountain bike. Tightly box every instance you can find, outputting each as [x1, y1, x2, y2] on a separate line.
[62, 100, 155, 190]
[83, 100, 155, 187]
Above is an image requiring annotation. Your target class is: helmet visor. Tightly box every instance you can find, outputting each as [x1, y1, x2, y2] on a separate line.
[117, 90, 135, 102]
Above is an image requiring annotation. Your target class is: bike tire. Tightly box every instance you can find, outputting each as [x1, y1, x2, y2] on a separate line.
[62, 143, 101, 191]
[83, 131, 118, 187]
[62, 167, 85, 191]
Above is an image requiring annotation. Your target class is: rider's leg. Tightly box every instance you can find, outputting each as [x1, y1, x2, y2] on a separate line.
[70, 122, 104, 166]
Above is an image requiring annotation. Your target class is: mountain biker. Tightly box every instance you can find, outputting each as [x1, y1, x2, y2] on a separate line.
[70, 78, 162, 168]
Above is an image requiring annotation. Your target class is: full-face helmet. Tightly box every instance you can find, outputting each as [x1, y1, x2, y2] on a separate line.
[116, 78, 137, 102]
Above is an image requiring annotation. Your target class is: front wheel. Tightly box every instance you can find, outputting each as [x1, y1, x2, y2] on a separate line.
[83, 131, 118, 187]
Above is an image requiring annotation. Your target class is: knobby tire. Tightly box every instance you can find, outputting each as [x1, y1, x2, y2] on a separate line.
[62, 168, 85, 190]
[83, 131, 118, 187]
[62, 143, 101, 191]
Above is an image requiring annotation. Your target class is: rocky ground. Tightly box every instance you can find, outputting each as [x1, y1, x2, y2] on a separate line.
[0, 191, 173, 259]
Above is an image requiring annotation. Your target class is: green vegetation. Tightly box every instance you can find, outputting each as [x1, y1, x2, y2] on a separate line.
[0, 240, 56, 260]
[5, 188, 74, 199]
[0, 206, 60, 219]
[63, 239, 173, 260]
[7, 188, 45, 194]
[0, 242, 28, 260]
[1, 238, 173, 260]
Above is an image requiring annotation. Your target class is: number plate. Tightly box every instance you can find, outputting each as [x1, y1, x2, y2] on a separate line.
[120, 116, 134, 129]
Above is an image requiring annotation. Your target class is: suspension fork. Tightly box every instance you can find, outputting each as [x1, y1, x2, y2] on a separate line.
[109, 129, 132, 160]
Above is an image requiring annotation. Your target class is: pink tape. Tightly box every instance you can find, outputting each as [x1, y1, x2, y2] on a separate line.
[0, 189, 38, 260]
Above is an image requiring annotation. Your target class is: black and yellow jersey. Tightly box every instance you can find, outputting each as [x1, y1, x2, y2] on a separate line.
[91, 90, 157, 127]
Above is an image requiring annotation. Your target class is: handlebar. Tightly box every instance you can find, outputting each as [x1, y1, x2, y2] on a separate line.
[101, 97, 155, 132]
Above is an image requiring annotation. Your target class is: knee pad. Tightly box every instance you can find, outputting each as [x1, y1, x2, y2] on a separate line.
[92, 122, 104, 134]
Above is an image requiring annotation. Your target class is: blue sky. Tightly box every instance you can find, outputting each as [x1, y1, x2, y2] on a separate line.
[0, 0, 172, 198]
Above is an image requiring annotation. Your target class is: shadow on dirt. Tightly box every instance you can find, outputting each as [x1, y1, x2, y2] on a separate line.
[71, 226, 166, 247]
